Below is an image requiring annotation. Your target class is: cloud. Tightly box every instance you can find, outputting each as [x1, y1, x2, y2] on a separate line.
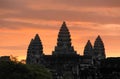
[0, 19, 60, 30]
[1, 8, 120, 24]
[53, 0, 120, 7]
[0, 45, 26, 50]
[0, 0, 120, 31]
[0, 0, 27, 9]
[19, 0, 120, 8]
[0, 0, 120, 28]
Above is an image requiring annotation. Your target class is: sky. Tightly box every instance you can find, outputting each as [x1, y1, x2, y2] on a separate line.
[0, 0, 120, 60]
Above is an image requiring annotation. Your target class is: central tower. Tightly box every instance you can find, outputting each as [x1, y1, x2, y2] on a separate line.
[52, 22, 77, 55]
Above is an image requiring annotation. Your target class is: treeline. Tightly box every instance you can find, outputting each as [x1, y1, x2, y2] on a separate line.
[0, 60, 52, 79]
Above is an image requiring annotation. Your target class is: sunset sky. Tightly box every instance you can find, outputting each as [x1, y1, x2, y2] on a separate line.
[0, 0, 120, 60]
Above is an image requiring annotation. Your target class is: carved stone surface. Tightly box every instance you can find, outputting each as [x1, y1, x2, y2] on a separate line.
[84, 40, 93, 57]
[52, 22, 76, 56]
[94, 35, 106, 60]
[26, 34, 43, 64]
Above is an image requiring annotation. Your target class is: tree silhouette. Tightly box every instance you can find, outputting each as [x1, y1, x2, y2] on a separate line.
[0, 61, 52, 79]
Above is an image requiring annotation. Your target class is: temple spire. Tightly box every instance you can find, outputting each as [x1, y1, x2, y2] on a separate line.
[52, 22, 76, 55]
[62, 21, 66, 26]
[84, 40, 93, 56]
[94, 35, 106, 60]
[33, 34, 41, 44]
[60, 21, 69, 32]
[35, 34, 40, 40]
[26, 34, 43, 64]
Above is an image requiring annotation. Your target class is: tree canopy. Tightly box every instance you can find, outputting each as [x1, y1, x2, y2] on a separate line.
[0, 61, 52, 79]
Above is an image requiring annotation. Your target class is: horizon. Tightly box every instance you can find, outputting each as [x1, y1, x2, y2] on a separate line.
[0, 0, 120, 60]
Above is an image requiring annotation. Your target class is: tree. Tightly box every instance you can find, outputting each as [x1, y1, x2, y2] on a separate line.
[0, 61, 52, 79]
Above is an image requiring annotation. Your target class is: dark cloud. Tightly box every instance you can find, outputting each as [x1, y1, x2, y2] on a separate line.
[0, 19, 59, 30]
[0, 18, 112, 32]
[53, 0, 120, 7]
[0, 0, 120, 30]
[0, 0, 120, 10]
[17, 0, 120, 8]
[0, 18, 101, 31]
[0, 0, 26, 10]
[1, 9, 120, 24]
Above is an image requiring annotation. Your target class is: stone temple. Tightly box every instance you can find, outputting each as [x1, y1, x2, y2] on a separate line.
[26, 22, 106, 79]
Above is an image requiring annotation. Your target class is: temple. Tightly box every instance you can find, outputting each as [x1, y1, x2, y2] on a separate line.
[26, 22, 106, 79]
[52, 21, 76, 55]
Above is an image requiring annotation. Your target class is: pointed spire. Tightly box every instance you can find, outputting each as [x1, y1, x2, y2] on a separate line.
[26, 34, 44, 64]
[84, 40, 93, 56]
[94, 35, 106, 60]
[96, 35, 102, 42]
[86, 40, 92, 46]
[94, 35, 104, 47]
[62, 21, 66, 26]
[27, 34, 43, 52]
[52, 21, 76, 55]
[33, 34, 42, 46]
[60, 21, 69, 32]
[34, 34, 40, 41]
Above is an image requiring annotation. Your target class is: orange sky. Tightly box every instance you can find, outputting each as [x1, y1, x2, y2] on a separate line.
[0, 0, 120, 60]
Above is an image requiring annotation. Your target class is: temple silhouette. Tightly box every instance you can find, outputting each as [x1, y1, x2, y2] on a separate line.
[26, 22, 106, 79]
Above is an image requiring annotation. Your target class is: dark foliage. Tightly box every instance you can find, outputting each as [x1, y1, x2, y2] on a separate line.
[0, 61, 52, 79]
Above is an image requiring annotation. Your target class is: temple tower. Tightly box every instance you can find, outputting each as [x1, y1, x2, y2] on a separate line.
[52, 22, 77, 55]
[26, 34, 44, 64]
[84, 40, 93, 57]
[94, 35, 106, 60]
